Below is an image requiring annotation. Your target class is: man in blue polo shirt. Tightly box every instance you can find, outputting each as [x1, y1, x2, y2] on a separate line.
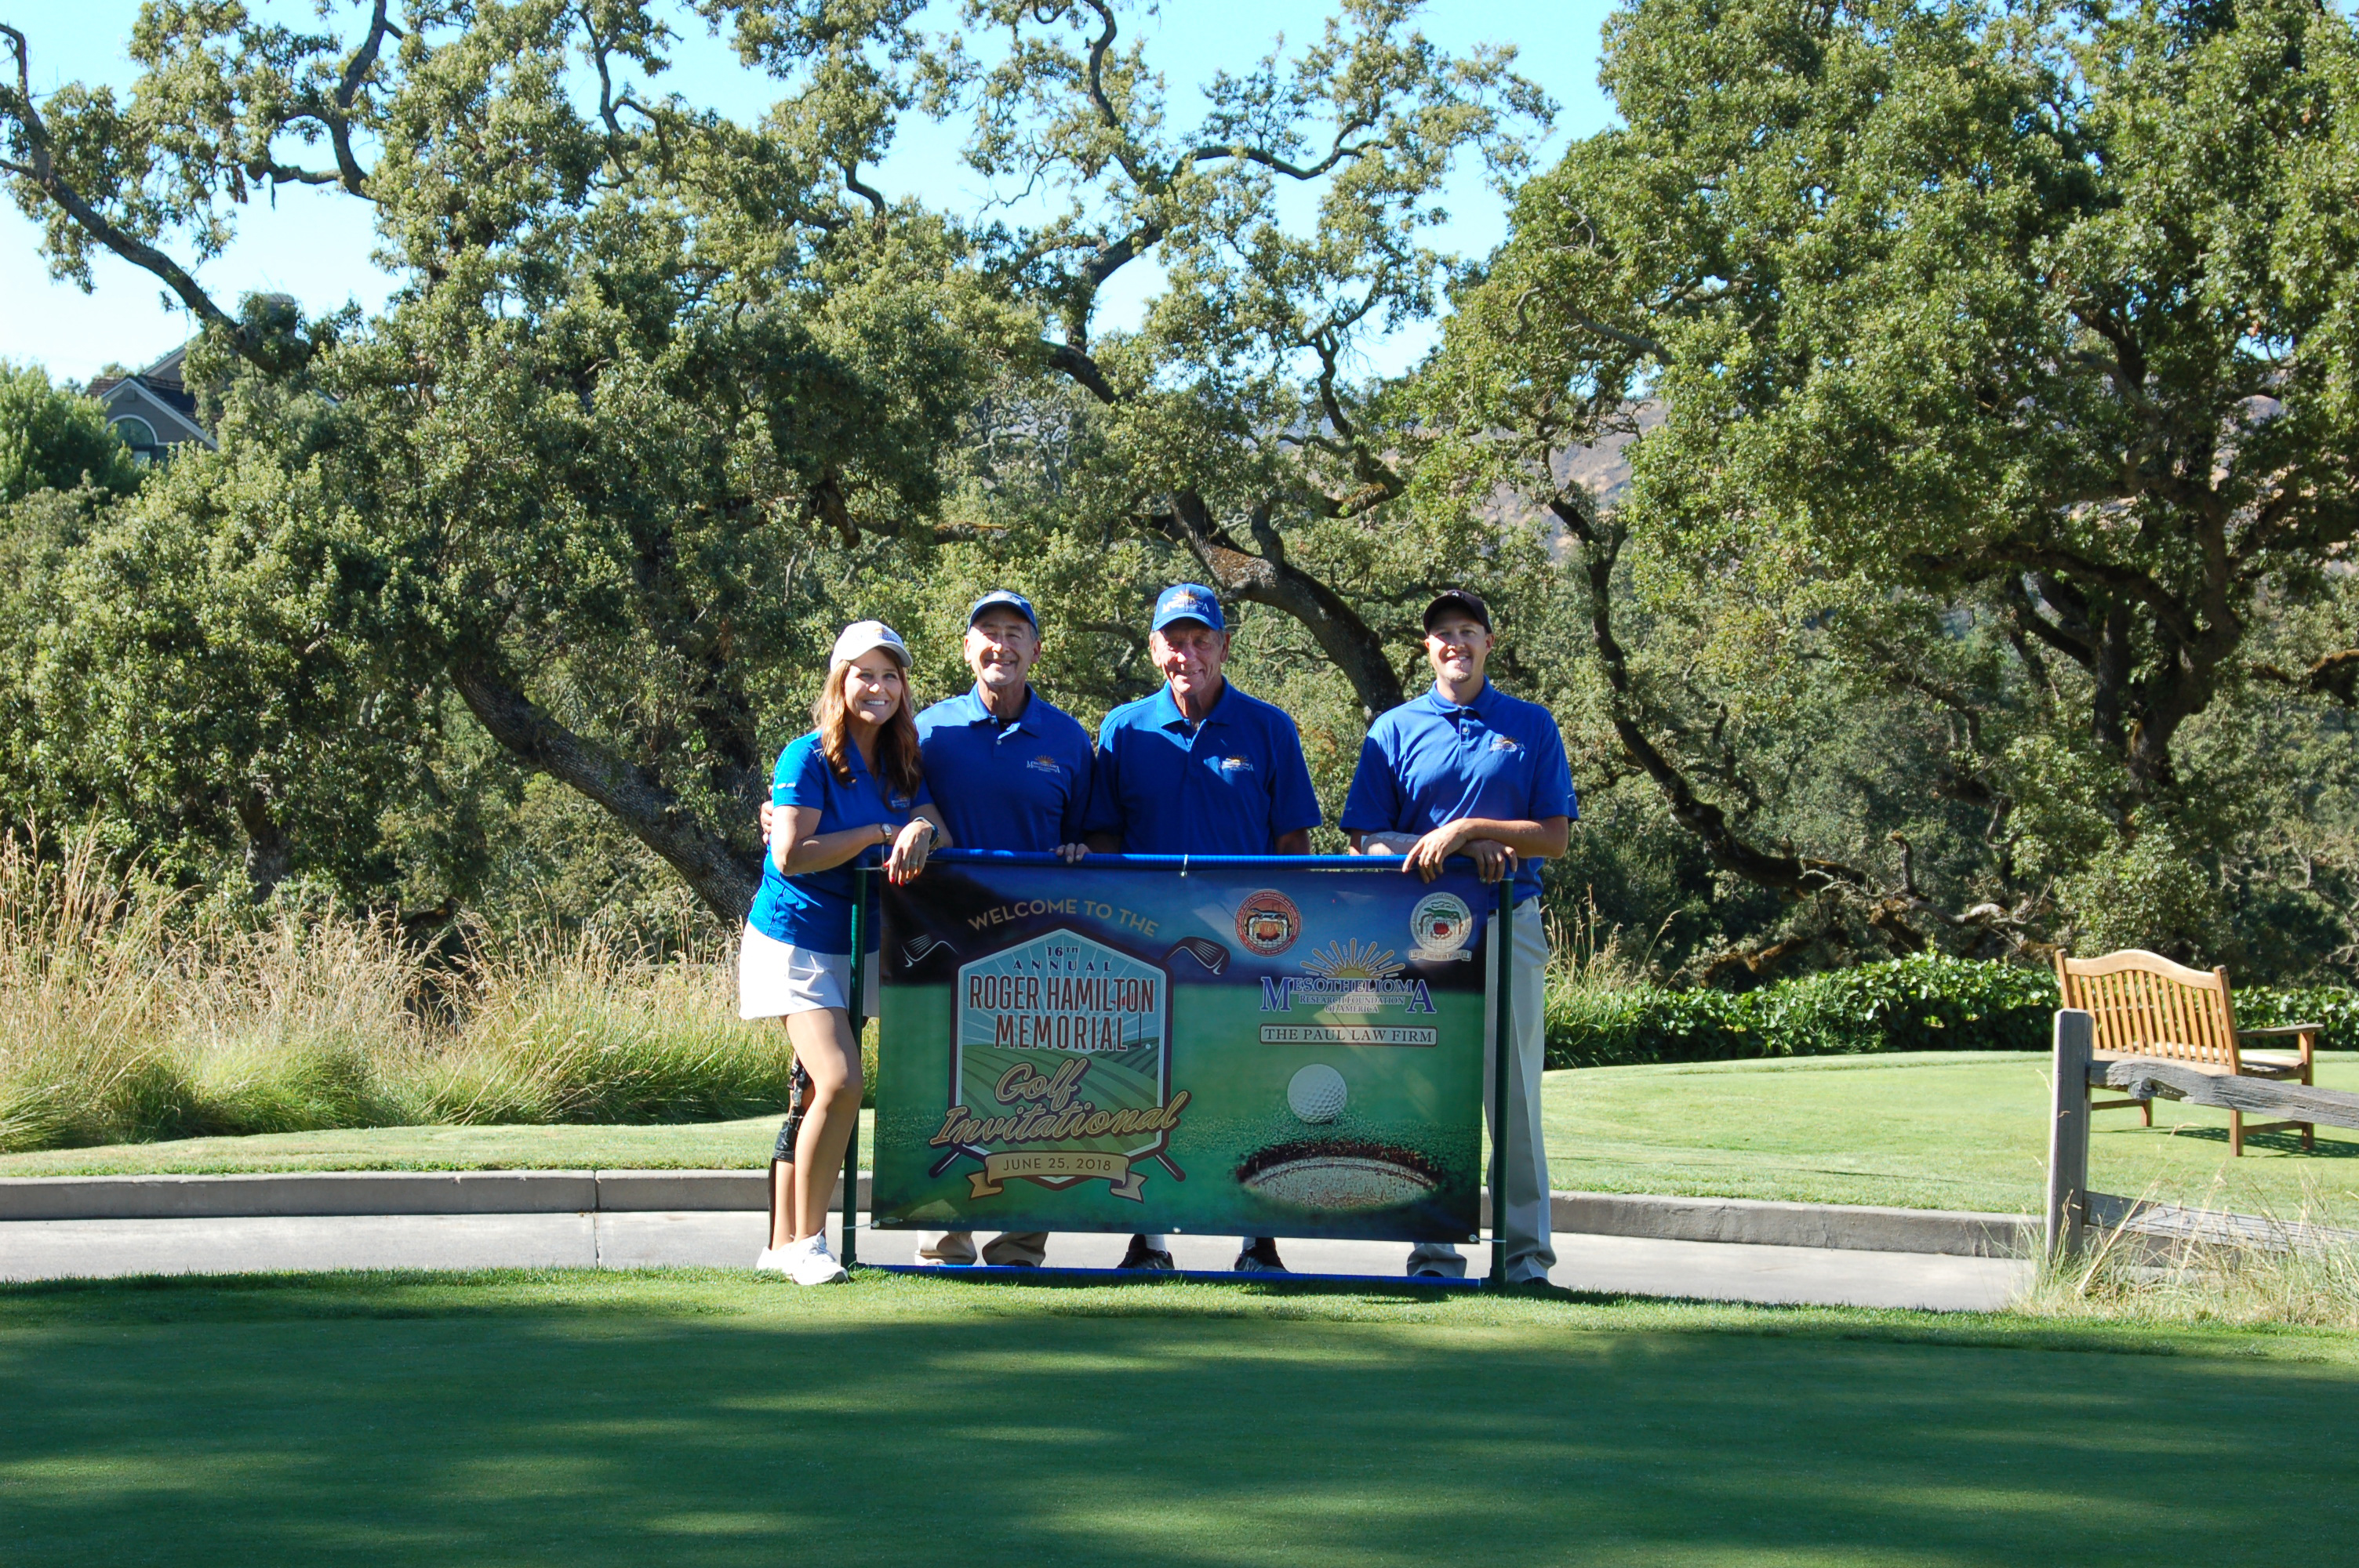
[911, 589, 1095, 1269]
[1342, 588, 1575, 1285]
[759, 591, 1094, 1268]
[1085, 583, 1322, 1272]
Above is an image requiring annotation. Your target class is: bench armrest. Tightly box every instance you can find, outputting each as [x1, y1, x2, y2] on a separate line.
[2239, 1024, 2324, 1039]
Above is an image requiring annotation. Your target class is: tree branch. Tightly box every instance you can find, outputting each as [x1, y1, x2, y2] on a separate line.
[2253, 650, 2359, 708]
[449, 656, 759, 923]
[1547, 492, 1872, 901]
[843, 161, 887, 220]
[1156, 489, 1404, 720]
[0, 24, 283, 368]
[1041, 339, 1118, 405]
[323, 0, 394, 195]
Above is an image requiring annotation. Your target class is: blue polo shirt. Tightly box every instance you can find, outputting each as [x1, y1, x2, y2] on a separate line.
[749, 731, 932, 953]
[916, 686, 1094, 851]
[1340, 681, 1576, 905]
[1085, 681, 1321, 854]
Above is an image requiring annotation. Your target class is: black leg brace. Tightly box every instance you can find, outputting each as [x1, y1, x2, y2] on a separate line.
[766, 1059, 815, 1242]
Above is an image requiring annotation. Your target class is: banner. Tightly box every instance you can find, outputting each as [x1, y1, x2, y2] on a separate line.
[871, 854, 1494, 1243]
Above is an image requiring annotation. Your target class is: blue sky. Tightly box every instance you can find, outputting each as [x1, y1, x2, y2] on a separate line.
[1, 1, 1616, 383]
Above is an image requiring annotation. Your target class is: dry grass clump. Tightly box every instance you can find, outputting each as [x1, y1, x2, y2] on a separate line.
[0, 828, 791, 1153]
[2016, 1185, 2359, 1331]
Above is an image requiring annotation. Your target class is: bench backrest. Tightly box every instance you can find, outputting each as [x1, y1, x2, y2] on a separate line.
[2054, 949, 2242, 1072]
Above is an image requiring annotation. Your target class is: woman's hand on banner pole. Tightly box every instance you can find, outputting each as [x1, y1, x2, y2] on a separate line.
[885, 811, 945, 884]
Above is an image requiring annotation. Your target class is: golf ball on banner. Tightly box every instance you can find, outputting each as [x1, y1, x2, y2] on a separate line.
[1287, 1064, 1347, 1123]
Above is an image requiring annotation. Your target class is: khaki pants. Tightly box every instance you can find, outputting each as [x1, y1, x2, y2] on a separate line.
[917, 1231, 1049, 1266]
[1408, 898, 1554, 1283]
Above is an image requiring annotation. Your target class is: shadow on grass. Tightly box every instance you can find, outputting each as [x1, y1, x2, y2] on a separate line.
[4, 1272, 2358, 1566]
[2137, 1123, 2359, 1157]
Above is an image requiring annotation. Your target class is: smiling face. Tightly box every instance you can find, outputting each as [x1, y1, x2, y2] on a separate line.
[1423, 614, 1492, 691]
[840, 648, 907, 730]
[965, 608, 1039, 698]
[1151, 620, 1230, 708]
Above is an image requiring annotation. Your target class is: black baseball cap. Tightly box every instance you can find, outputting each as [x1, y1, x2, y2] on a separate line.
[1423, 588, 1492, 632]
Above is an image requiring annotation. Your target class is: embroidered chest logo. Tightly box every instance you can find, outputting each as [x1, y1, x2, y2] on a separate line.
[1219, 755, 1254, 774]
[1026, 754, 1063, 775]
[1488, 735, 1521, 754]
[889, 793, 914, 810]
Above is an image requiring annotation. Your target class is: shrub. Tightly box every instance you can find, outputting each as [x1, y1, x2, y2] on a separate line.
[1543, 950, 2355, 1069]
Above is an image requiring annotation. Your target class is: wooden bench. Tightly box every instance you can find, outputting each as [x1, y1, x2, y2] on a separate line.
[2054, 949, 2319, 1156]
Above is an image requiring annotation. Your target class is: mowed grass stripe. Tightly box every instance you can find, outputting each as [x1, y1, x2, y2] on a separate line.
[8, 1055, 2359, 1223]
[1546, 1051, 2359, 1220]
[2, 1272, 2356, 1567]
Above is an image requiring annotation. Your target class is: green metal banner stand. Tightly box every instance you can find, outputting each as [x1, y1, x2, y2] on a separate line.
[1488, 877, 1512, 1290]
[842, 866, 867, 1271]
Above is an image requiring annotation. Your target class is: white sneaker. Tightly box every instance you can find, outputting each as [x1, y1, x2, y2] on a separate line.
[789, 1234, 849, 1286]
[754, 1238, 805, 1275]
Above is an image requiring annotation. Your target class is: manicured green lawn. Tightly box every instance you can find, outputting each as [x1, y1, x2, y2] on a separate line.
[2, 1270, 2354, 1566]
[1545, 1051, 2359, 1220]
[13, 1053, 2359, 1225]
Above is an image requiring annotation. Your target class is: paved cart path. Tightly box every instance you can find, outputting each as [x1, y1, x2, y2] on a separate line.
[0, 1212, 2029, 1311]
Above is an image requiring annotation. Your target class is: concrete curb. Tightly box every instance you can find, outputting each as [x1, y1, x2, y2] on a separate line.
[1, 1171, 2033, 1255]
[0, 1171, 598, 1220]
[1549, 1192, 2034, 1259]
[0, 1170, 874, 1221]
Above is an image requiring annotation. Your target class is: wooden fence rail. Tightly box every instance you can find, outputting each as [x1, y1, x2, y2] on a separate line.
[2047, 1009, 2359, 1258]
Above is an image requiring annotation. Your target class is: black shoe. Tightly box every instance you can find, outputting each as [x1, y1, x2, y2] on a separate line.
[1233, 1237, 1287, 1273]
[1118, 1236, 1176, 1271]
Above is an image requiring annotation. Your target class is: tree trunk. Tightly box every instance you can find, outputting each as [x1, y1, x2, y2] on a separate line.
[1549, 498, 1869, 899]
[234, 786, 293, 902]
[449, 656, 761, 924]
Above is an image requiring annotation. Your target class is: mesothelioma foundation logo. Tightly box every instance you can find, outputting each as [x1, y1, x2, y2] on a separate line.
[1409, 892, 1474, 961]
[1235, 889, 1301, 955]
[1257, 938, 1438, 1046]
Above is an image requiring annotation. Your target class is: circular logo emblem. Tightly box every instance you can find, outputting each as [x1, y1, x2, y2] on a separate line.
[1235, 889, 1302, 956]
[1409, 891, 1474, 958]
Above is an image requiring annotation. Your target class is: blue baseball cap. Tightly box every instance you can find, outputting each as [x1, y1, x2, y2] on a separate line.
[966, 589, 1039, 630]
[1150, 583, 1226, 633]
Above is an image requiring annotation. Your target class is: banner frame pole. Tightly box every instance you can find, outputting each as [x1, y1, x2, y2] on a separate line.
[1488, 877, 1512, 1290]
[843, 863, 867, 1271]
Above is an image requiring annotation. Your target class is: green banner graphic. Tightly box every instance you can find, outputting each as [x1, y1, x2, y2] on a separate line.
[871, 855, 1493, 1243]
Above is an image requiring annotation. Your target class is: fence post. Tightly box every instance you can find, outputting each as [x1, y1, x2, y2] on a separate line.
[2047, 1008, 2093, 1261]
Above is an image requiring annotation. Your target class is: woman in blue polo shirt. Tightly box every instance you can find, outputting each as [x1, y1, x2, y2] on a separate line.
[743, 620, 950, 1285]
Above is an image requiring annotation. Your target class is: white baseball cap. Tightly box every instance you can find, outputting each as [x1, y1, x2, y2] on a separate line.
[831, 619, 911, 667]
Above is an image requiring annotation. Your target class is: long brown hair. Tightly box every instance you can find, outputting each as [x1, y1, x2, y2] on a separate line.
[812, 655, 925, 797]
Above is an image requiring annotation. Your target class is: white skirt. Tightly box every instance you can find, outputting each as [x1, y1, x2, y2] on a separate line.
[738, 922, 881, 1018]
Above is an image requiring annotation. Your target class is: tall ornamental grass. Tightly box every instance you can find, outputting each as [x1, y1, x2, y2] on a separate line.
[2017, 1181, 2359, 1331]
[0, 829, 793, 1153]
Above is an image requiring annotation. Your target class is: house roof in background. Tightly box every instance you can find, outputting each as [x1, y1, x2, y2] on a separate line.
[89, 342, 213, 448]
